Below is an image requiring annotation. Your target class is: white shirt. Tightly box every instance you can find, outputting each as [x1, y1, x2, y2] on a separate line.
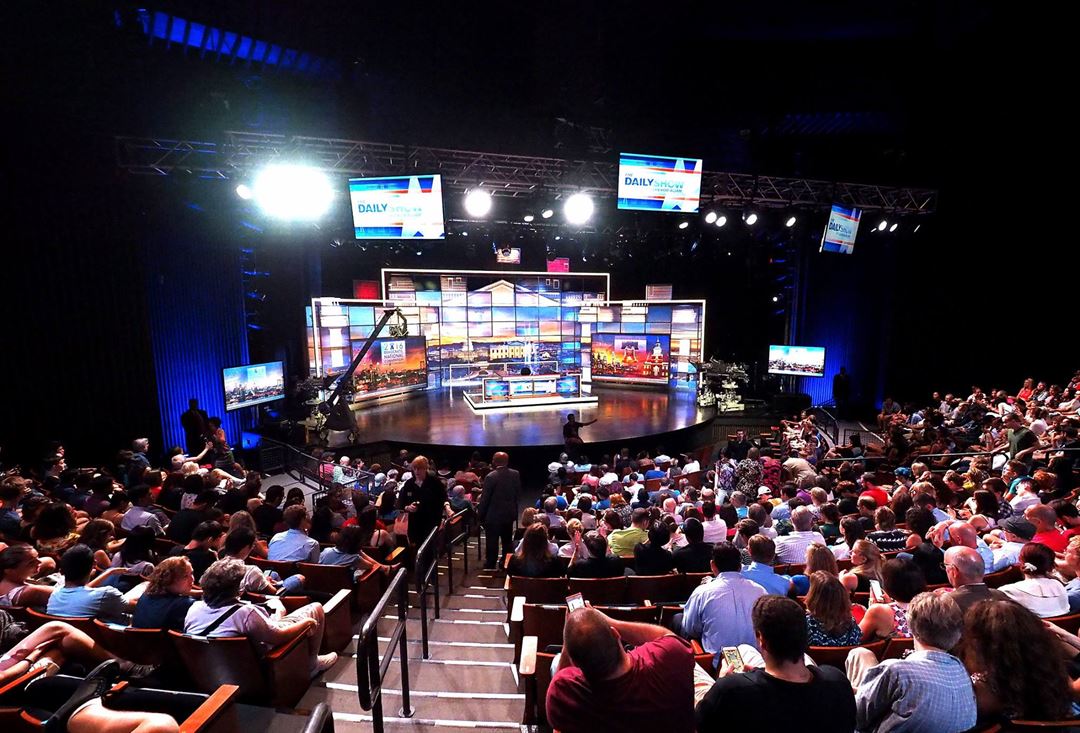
[1010, 493, 1040, 513]
[774, 530, 827, 564]
[999, 577, 1070, 618]
[682, 460, 701, 474]
[989, 541, 1025, 572]
[701, 516, 728, 544]
[831, 543, 852, 561]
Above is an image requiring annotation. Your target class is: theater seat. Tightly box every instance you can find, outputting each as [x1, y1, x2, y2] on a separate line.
[298, 560, 384, 619]
[519, 635, 557, 728]
[1047, 612, 1080, 635]
[807, 639, 888, 670]
[567, 577, 628, 605]
[91, 620, 171, 666]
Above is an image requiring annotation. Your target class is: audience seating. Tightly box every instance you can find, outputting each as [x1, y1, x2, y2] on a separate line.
[91, 619, 171, 666]
[297, 561, 384, 620]
[248, 557, 299, 578]
[24, 609, 97, 638]
[807, 639, 888, 669]
[689, 639, 717, 676]
[567, 577, 628, 605]
[510, 600, 663, 662]
[519, 635, 557, 729]
[880, 636, 914, 660]
[505, 576, 569, 621]
[1047, 612, 1080, 635]
[983, 565, 1023, 588]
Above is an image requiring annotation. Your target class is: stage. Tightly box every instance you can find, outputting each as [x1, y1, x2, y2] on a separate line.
[347, 385, 716, 451]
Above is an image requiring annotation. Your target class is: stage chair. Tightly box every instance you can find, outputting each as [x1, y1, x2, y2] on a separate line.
[168, 629, 312, 709]
[984, 565, 1023, 588]
[519, 635, 557, 728]
[1047, 612, 1080, 635]
[567, 577, 628, 605]
[627, 574, 687, 605]
[807, 639, 887, 670]
[248, 557, 300, 578]
[880, 636, 914, 660]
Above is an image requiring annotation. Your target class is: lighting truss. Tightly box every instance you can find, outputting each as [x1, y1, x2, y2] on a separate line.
[115, 131, 937, 214]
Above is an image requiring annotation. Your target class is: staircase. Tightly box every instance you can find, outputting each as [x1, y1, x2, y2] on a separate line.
[272, 540, 521, 732]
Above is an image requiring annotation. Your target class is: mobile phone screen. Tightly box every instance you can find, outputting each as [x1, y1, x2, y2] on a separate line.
[566, 592, 585, 612]
[721, 646, 745, 673]
[869, 579, 883, 603]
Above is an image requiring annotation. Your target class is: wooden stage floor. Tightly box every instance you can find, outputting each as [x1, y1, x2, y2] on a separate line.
[349, 385, 716, 450]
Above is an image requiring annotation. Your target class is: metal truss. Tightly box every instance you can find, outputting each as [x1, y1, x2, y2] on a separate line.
[116, 131, 937, 213]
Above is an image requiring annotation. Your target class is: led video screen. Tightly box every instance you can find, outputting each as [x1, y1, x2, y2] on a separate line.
[347, 337, 428, 398]
[223, 361, 285, 411]
[768, 345, 826, 377]
[617, 153, 703, 213]
[349, 175, 445, 239]
[591, 334, 671, 384]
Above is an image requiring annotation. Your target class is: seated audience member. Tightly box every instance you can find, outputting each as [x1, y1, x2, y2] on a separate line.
[985, 515, 1035, 571]
[831, 517, 865, 562]
[608, 508, 650, 558]
[696, 595, 856, 731]
[791, 543, 840, 596]
[569, 532, 625, 578]
[47, 544, 138, 623]
[943, 546, 1008, 615]
[732, 518, 760, 564]
[866, 506, 909, 552]
[105, 526, 156, 592]
[120, 484, 167, 536]
[267, 505, 320, 564]
[319, 525, 391, 575]
[253, 485, 285, 537]
[1025, 503, 1068, 552]
[804, 571, 862, 647]
[1066, 536, 1080, 613]
[165, 490, 219, 545]
[859, 558, 926, 641]
[78, 518, 117, 573]
[353, 504, 394, 557]
[183, 558, 337, 677]
[839, 539, 883, 594]
[223, 527, 305, 595]
[634, 523, 676, 576]
[546, 607, 695, 733]
[854, 496, 878, 534]
[227, 511, 268, 558]
[168, 520, 225, 581]
[741, 535, 793, 596]
[774, 506, 826, 564]
[31, 502, 82, 557]
[101, 492, 131, 527]
[959, 599, 1072, 723]
[132, 556, 196, 631]
[681, 542, 767, 660]
[507, 525, 563, 578]
[541, 496, 566, 529]
[998, 542, 1069, 617]
[818, 503, 842, 543]
[673, 518, 712, 574]
[559, 519, 588, 559]
[0, 544, 55, 609]
[847, 592, 976, 733]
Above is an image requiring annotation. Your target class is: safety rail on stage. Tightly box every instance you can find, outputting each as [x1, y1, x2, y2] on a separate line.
[355, 567, 413, 733]
[808, 406, 840, 446]
[441, 508, 471, 594]
[259, 437, 375, 497]
[414, 523, 442, 660]
[815, 446, 1080, 473]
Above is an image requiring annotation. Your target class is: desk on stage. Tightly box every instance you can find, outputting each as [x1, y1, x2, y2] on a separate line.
[462, 372, 599, 411]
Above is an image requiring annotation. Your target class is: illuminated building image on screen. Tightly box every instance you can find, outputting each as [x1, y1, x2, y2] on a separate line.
[591, 334, 670, 383]
[349, 337, 428, 397]
[767, 345, 826, 377]
[223, 361, 286, 411]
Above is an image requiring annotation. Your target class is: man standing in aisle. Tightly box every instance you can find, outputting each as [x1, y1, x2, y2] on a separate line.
[479, 451, 520, 570]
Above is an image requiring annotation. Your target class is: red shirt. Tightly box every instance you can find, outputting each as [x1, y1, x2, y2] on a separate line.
[546, 635, 694, 733]
[860, 487, 890, 509]
[1032, 530, 1068, 553]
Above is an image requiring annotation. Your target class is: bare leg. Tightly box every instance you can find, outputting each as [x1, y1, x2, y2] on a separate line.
[67, 700, 178, 733]
[280, 602, 325, 673]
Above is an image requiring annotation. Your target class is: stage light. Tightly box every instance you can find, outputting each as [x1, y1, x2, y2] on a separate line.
[889, 222, 898, 232]
[877, 218, 888, 231]
[541, 208, 554, 219]
[914, 224, 921, 233]
[563, 193, 594, 225]
[464, 189, 493, 218]
[704, 211, 718, 224]
[235, 183, 253, 200]
[772, 295, 779, 302]
[716, 215, 727, 228]
[678, 221, 689, 230]
[523, 214, 535, 222]
[744, 212, 758, 226]
[251, 164, 334, 221]
[785, 215, 797, 228]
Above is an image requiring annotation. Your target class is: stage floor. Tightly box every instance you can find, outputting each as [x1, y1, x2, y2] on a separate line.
[349, 385, 715, 449]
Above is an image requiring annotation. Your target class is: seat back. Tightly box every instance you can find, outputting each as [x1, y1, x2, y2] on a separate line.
[627, 574, 687, 605]
[984, 565, 1023, 588]
[682, 471, 704, 489]
[91, 620, 170, 666]
[681, 572, 712, 598]
[881, 636, 914, 660]
[168, 631, 269, 701]
[807, 639, 888, 669]
[567, 577, 628, 605]
[644, 478, 662, 493]
[249, 557, 299, 578]
[25, 609, 97, 638]
[527, 650, 557, 728]
[595, 605, 661, 624]
[1048, 613, 1080, 635]
[295, 562, 353, 595]
[508, 576, 569, 606]
[522, 604, 567, 651]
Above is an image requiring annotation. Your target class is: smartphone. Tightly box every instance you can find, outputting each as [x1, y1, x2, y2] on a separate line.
[566, 592, 585, 612]
[868, 579, 883, 603]
[721, 646, 745, 673]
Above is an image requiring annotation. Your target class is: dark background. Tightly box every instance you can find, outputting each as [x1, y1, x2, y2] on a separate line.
[4, 2, 1071, 466]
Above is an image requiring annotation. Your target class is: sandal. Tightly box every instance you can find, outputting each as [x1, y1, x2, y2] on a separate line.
[42, 659, 120, 733]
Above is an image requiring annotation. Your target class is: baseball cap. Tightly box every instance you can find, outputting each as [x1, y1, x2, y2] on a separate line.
[894, 467, 913, 479]
[757, 486, 773, 497]
[1000, 516, 1037, 541]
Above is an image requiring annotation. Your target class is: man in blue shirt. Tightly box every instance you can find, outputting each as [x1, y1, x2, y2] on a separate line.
[741, 535, 793, 596]
[681, 542, 766, 663]
[268, 505, 320, 563]
[47, 544, 135, 623]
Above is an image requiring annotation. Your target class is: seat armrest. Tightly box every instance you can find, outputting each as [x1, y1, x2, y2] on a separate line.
[519, 635, 538, 677]
[179, 684, 240, 733]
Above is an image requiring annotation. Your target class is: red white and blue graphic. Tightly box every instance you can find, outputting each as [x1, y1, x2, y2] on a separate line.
[617, 153, 703, 213]
[349, 175, 445, 239]
[820, 204, 861, 254]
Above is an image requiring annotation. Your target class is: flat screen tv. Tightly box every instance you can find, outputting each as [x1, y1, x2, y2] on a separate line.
[617, 153, 703, 213]
[767, 345, 826, 377]
[348, 336, 428, 398]
[591, 334, 670, 384]
[223, 361, 286, 411]
[349, 174, 445, 239]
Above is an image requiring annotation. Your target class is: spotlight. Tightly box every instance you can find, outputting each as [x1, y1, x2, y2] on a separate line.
[541, 208, 554, 219]
[678, 221, 689, 230]
[877, 218, 888, 231]
[523, 214, 535, 223]
[772, 295, 779, 303]
[785, 215, 797, 228]
[704, 211, 718, 224]
[235, 183, 253, 200]
[744, 212, 758, 226]
[889, 222, 898, 233]
[251, 164, 334, 221]
[464, 189, 493, 218]
[715, 215, 727, 228]
[563, 193, 594, 225]
[914, 224, 921, 233]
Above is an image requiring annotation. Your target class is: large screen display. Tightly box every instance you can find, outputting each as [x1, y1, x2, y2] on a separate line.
[617, 153, 703, 213]
[591, 334, 671, 383]
[349, 175, 445, 239]
[768, 345, 826, 377]
[349, 337, 428, 398]
[223, 361, 285, 411]
[820, 204, 861, 255]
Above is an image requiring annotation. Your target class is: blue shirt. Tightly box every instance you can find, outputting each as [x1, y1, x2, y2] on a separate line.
[644, 469, 665, 480]
[1067, 577, 1080, 613]
[47, 585, 129, 623]
[319, 547, 359, 567]
[681, 572, 766, 659]
[268, 528, 320, 563]
[741, 562, 792, 596]
[855, 650, 976, 733]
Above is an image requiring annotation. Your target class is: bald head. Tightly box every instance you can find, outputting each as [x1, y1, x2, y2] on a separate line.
[492, 452, 509, 468]
[947, 521, 978, 549]
[791, 505, 814, 532]
[944, 545, 985, 586]
[1024, 504, 1056, 532]
[563, 608, 623, 680]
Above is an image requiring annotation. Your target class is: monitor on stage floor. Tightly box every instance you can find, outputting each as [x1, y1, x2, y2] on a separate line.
[591, 334, 671, 384]
[223, 361, 285, 411]
[767, 345, 826, 377]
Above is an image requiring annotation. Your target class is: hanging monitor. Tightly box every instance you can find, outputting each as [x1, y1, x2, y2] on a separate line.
[617, 153, 702, 213]
[223, 361, 286, 410]
[767, 345, 826, 377]
[820, 204, 861, 254]
[349, 174, 445, 239]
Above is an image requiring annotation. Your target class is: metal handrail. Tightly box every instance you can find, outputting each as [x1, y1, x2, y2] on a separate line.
[355, 567, 413, 733]
[441, 508, 471, 594]
[259, 436, 376, 494]
[413, 523, 442, 660]
[301, 702, 335, 733]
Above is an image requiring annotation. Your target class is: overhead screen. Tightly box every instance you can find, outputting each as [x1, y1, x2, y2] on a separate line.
[223, 361, 285, 411]
[820, 204, 861, 254]
[349, 175, 445, 239]
[617, 153, 702, 213]
[767, 345, 826, 377]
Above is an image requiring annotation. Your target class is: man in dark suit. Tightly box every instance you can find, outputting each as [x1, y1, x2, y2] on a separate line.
[180, 398, 209, 457]
[479, 451, 520, 570]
